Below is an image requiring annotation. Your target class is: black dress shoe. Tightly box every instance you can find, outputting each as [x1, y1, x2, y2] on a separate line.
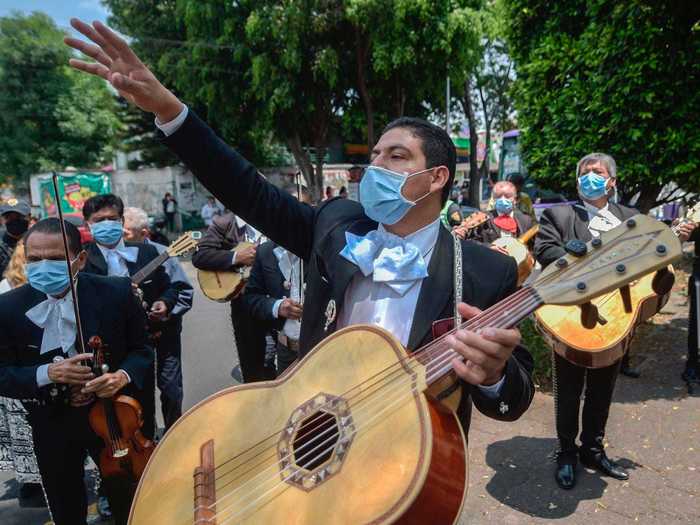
[682, 365, 699, 383]
[580, 450, 629, 480]
[555, 463, 576, 490]
[620, 364, 641, 378]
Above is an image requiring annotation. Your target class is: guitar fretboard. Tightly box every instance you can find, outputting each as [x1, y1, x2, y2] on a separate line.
[131, 251, 170, 285]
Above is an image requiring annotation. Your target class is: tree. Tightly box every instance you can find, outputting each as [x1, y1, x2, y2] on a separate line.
[0, 12, 119, 185]
[502, 0, 700, 212]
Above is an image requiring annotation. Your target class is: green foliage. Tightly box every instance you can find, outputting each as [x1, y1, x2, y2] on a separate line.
[519, 316, 552, 390]
[502, 1, 700, 211]
[0, 12, 119, 184]
[106, 1, 483, 198]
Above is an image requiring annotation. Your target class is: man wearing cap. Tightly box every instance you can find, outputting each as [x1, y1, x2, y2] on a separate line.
[0, 198, 31, 278]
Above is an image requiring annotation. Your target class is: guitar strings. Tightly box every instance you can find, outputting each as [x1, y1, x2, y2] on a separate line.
[197, 295, 543, 523]
[205, 295, 542, 524]
[208, 291, 527, 492]
[209, 285, 537, 482]
[192, 233, 666, 522]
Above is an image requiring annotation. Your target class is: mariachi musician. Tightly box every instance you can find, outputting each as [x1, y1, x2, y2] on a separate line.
[81, 193, 178, 439]
[475, 180, 535, 245]
[240, 183, 313, 376]
[63, 17, 537, 449]
[191, 209, 268, 382]
[534, 152, 635, 490]
[0, 218, 153, 525]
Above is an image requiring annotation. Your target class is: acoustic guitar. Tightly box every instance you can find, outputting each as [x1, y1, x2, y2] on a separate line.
[128, 215, 680, 525]
[492, 225, 539, 286]
[536, 204, 700, 368]
[197, 241, 255, 302]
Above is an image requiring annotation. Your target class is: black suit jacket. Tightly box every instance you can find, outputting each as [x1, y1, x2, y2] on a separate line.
[162, 110, 535, 431]
[0, 274, 153, 408]
[240, 241, 288, 332]
[82, 241, 177, 312]
[534, 201, 637, 269]
[474, 209, 535, 245]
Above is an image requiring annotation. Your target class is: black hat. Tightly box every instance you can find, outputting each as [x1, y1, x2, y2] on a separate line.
[0, 198, 31, 217]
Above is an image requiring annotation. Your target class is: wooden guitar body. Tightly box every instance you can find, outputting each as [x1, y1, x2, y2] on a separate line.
[492, 236, 534, 286]
[197, 241, 254, 302]
[129, 325, 467, 524]
[535, 267, 674, 368]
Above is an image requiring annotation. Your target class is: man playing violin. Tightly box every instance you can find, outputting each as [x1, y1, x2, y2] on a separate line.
[64, 18, 535, 447]
[0, 218, 153, 525]
[535, 152, 636, 490]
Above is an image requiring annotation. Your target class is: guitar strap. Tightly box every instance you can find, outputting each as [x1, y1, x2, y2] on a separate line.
[453, 231, 463, 324]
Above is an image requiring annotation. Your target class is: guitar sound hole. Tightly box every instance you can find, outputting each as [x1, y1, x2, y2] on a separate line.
[292, 411, 338, 470]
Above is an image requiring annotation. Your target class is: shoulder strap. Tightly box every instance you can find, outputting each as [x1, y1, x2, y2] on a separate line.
[452, 232, 462, 324]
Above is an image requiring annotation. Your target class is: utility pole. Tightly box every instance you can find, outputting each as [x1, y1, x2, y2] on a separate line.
[446, 75, 451, 133]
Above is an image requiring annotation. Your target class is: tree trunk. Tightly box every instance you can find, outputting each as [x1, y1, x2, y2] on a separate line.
[478, 85, 491, 181]
[285, 133, 317, 200]
[355, 33, 374, 156]
[635, 183, 663, 214]
[313, 142, 327, 204]
[461, 79, 481, 208]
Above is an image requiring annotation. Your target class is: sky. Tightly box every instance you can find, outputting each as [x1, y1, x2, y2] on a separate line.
[0, 0, 110, 35]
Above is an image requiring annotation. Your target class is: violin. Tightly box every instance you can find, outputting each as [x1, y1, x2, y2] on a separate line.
[87, 336, 154, 481]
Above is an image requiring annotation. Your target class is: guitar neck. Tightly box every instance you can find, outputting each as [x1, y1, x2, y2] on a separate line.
[518, 225, 539, 244]
[414, 286, 543, 386]
[132, 251, 170, 285]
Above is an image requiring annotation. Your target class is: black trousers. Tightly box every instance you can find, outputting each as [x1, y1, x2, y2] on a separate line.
[230, 298, 272, 382]
[155, 321, 184, 431]
[688, 273, 699, 369]
[552, 352, 621, 461]
[26, 405, 134, 525]
[276, 341, 298, 376]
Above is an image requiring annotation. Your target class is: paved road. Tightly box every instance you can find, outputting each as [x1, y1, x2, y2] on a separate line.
[2, 262, 698, 524]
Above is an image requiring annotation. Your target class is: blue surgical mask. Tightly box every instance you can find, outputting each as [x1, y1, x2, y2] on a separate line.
[26, 258, 76, 296]
[578, 171, 609, 200]
[359, 166, 434, 225]
[90, 220, 124, 246]
[495, 197, 514, 216]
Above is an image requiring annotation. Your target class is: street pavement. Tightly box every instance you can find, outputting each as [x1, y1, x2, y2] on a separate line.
[1, 261, 698, 524]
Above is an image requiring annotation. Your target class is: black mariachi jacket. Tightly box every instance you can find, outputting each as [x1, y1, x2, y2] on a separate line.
[534, 201, 637, 270]
[161, 110, 535, 433]
[0, 274, 153, 410]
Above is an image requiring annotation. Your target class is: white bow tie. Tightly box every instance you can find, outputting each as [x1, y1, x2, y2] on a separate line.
[103, 245, 138, 276]
[25, 294, 77, 355]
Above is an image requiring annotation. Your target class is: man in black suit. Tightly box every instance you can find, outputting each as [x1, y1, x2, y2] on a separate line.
[676, 219, 699, 386]
[80, 193, 178, 439]
[241, 184, 313, 375]
[468, 180, 535, 246]
[0, 218, 153, 525]
[66, 19, 535, 442]
[535, 152, 636, 490]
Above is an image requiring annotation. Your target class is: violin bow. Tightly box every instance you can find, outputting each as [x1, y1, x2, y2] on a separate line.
[50, 171, 87, 355]
[296, 172, 305, 306]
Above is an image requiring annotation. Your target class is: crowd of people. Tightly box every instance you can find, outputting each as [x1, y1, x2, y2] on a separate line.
[0, 16, 696, 525]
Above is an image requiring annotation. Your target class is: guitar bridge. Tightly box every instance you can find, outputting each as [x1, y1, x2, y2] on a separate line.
[193, 439, 216, 524]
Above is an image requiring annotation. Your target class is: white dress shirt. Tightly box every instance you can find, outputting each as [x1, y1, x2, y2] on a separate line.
[96, 239, 138, 277]
[271, 246, 302, 340]
[156, 106, 503, 396]
[582, 201, 621, 237]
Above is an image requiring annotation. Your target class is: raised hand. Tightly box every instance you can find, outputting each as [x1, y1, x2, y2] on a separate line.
[64, 18, 183, 122]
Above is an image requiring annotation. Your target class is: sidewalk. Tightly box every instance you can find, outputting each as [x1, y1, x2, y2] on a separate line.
[459, 282, 699, 524]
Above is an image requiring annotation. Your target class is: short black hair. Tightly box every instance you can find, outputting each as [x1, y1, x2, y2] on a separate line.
[382, 117, 456, 204]
[24, 218, 82, 257]
[82, 194, 124, 220]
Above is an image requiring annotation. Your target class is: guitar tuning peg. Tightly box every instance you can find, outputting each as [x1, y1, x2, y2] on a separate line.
[651, 267, 675, 296]
[564, 239, 587, 257]
[619, 285, 633, 313]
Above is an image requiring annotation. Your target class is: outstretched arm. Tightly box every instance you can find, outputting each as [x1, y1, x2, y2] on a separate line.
[65, 19, 314, 259]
